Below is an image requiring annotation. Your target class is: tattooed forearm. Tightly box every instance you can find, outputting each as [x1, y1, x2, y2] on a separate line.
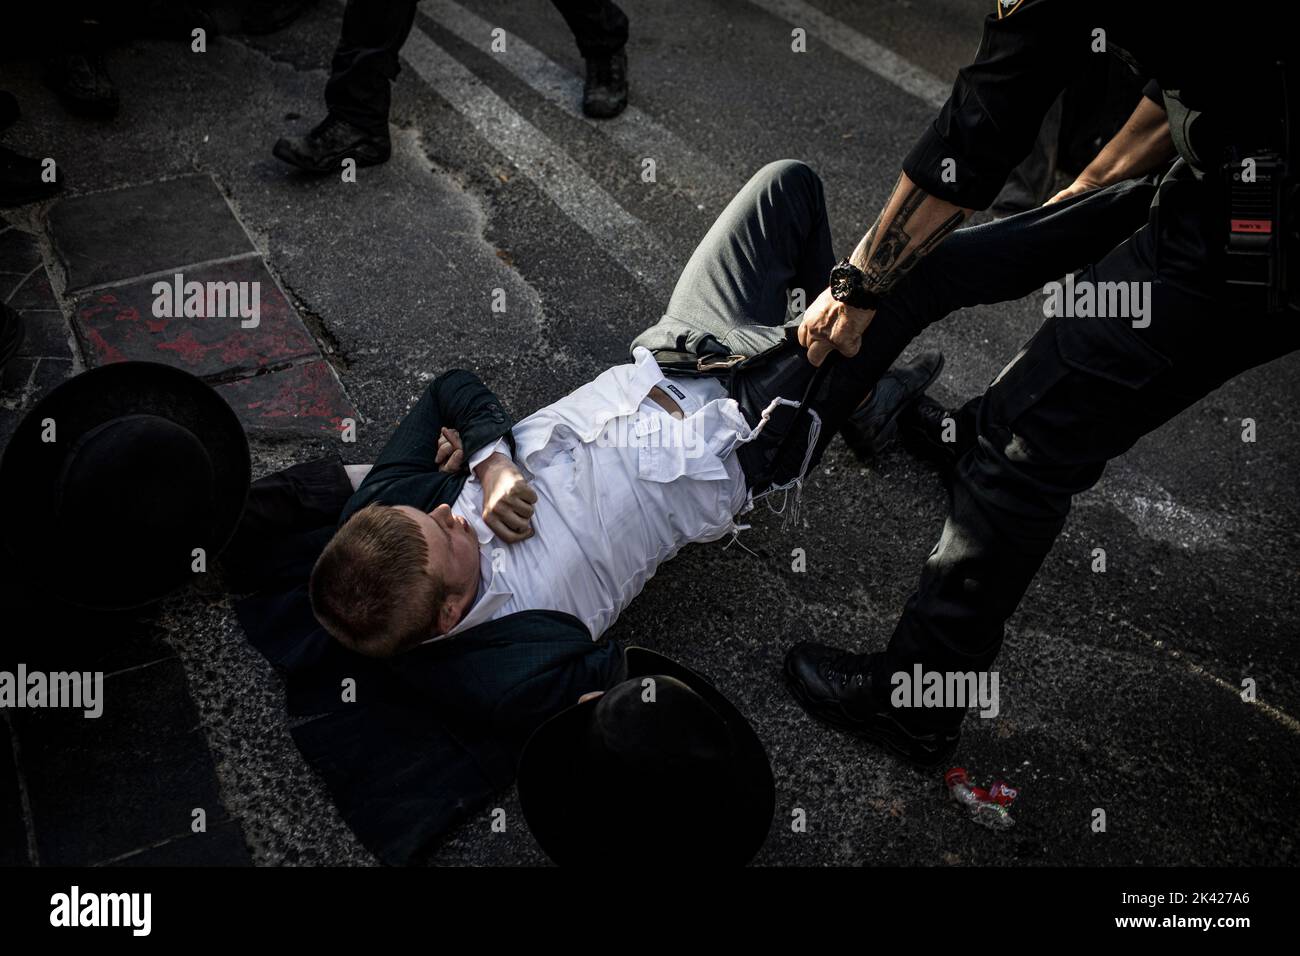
[848, 175, 971, 296]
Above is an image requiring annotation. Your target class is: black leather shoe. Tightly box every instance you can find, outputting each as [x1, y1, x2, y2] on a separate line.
[900, 394, 965, 474]
[45, 52, 119, 119]
[784, 642, 960, 768]
[0, 146, 64, 208]
[583, 50, 628, 118]
[840, 350, 943, 460]
[273, 115, 391, 174]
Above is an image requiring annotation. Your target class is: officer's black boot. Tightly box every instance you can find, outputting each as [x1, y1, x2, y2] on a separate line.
[899, 394, 980, 476]
[840, 351, 944, 460]
[273, 115, 392, 174]
[582, 49, 628, 118]
[784, 642, 960, 768]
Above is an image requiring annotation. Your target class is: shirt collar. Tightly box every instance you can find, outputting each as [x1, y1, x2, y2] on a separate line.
[413, 511, 517, 644]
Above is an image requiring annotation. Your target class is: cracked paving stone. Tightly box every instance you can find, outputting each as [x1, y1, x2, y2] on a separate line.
[48, 175, 255, 293]
[74, 258, 319, 379]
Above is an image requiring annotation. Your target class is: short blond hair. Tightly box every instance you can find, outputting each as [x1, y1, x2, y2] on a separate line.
[309, 503, 443, 657]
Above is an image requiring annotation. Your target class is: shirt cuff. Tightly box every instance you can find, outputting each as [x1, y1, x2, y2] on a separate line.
[468, 437, 511, 473]
[1142, 78, 1164, 109]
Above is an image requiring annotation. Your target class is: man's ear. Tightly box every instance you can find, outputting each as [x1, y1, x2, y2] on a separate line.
[434, 597, 460, 636]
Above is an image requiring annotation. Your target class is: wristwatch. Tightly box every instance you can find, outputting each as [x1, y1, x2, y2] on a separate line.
[829, 257, 883, 311]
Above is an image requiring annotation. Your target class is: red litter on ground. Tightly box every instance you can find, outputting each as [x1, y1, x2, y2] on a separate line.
[944, 768, 1019, 830]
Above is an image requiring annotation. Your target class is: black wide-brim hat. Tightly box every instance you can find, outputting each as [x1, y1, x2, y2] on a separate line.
[0, 361, 250, 610]
[518, 646, 776, 866]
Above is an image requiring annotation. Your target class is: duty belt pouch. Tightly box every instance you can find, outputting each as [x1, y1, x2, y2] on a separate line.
[1222, 145, 1290, 312]
[1221, 49, 1298, 314]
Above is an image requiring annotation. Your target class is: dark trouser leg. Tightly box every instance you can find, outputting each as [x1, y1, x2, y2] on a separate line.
[879, 237, 1300, 724]
[324, 0, 419, 138]
[551, 0, 629, 58]
[664, 159, 835, 349]
[821, 174, 1161, 414]
[754, 175, 1161, 486]
[667, 158, 834, 330]
[665, 166, 1159, 489]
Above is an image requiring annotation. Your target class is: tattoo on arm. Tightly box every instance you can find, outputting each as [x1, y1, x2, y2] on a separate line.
[849, 183, 967, 295]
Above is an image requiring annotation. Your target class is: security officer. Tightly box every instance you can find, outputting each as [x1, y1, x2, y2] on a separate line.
[783, 0, 1299, 766]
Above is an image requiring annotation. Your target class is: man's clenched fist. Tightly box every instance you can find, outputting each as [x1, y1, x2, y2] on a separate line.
[797, 285, 875, 367]
[477, 452, 538, 544]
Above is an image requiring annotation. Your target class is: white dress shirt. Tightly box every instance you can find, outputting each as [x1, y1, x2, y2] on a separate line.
[442, 347, 761, 640]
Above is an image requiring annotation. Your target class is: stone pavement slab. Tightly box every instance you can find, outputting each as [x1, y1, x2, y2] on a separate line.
[214, 359, 356, 436]
[4, 263, 57, 313]
[0, 357, 74, 451]
[14, 312, 72, 361]
[43, 175, 356, 435]
[2, 228, 70, 361]
[73, 259, 319, 379]
[12, 659, 233, 866]
[115, 819, 252, 866]
[48, 175, 255, 293]
[0, 226, 42, 276]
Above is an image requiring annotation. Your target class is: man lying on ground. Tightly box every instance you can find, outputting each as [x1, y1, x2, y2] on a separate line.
[308, 160, 943, 658]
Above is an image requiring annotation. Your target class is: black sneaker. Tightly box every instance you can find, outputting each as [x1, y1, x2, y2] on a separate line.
[783, 642, 960, 768]
[272, 115, 391, 174]
[45, 52, 119, 119]
[840, 350, 944, 460]
[0, 145, 64, 208]
[583, 49, 628, 119]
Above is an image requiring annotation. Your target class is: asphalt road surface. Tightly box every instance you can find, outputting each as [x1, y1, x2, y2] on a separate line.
[5, 0, 1298, 865]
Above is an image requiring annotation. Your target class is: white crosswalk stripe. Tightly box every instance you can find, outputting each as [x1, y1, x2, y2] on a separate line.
[419, 0, 738, 204]
[742, 0, 951, 109]
[400, 22, 680, 295]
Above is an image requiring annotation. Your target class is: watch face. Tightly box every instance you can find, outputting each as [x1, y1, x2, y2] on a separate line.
[830, 263, 857, 299]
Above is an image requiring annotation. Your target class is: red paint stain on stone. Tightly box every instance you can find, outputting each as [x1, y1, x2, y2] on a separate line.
[235, 363, 354, 432]
[82, 326, 127, 365]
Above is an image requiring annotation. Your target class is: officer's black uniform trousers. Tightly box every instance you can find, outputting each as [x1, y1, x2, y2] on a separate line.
[869, 162, 1300, 709]
[325, 0, 629, 138]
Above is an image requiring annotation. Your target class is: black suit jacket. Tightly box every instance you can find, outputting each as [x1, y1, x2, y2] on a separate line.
[226, 370, 623, 865]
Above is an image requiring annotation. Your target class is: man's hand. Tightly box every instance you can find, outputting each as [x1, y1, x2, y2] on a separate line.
[1044, 173, 1101, 206]
[475, 452, 538, 544]
[1044, 97, 1173, 208]
[435, 427, 466, 473]
[797, 285, 875, 367]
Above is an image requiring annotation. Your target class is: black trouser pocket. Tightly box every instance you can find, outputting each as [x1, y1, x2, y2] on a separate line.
[1053, 312, 1172, 389]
